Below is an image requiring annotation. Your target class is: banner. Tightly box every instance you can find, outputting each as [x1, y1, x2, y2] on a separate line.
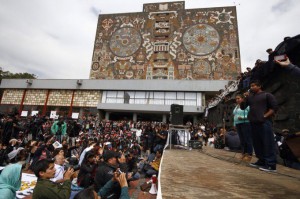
[31, 110, 39, 116]
[50, 111, 57, 119]
[72, 112, 79, 119]
[21, 111, 28, 117]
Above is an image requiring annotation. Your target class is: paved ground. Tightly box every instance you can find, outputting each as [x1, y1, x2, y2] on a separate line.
[160, 146, 300, 199]
[22, 146, 300, 199]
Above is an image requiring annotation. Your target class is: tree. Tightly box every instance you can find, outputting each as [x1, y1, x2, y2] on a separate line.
[0, 67, 37, 81]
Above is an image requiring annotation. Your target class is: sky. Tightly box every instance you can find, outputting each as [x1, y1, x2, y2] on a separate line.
[0, 0, 299, 79]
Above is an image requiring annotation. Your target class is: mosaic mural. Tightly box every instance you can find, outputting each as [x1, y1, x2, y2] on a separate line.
[89, 1, 241, 80]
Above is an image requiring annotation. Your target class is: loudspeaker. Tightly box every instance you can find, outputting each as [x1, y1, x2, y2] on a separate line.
[170, 104, 183, 125]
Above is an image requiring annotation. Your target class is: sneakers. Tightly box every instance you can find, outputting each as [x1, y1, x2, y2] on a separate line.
[259, 165, 277, 172]
[249, 161, 264, 168]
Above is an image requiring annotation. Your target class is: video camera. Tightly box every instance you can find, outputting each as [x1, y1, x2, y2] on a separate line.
[64, 164, 80, 172]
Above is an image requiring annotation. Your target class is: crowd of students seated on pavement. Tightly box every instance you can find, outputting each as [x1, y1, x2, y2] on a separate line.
[0, 114, 168, 199]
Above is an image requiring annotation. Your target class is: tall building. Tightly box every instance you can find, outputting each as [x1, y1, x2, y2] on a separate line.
[90, 1, 240, 80]
[0, 1, 240, 123]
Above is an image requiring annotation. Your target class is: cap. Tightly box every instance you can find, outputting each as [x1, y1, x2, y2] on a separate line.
[102, 150, 120, 161]
[9, 138, 18, 144]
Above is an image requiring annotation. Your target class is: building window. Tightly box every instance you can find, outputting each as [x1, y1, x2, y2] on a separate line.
[102, 90, 201, 106]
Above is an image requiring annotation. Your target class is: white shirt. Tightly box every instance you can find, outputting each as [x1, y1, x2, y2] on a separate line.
[79, 146, 93, 165]
[50, 164, 64, 182]
[136, 129, 142, 137]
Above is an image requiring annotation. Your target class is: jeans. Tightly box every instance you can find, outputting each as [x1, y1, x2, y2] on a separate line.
[236, 122, 253, 155]
[153, 144, 164, 152]
[251, 120, 277, 166]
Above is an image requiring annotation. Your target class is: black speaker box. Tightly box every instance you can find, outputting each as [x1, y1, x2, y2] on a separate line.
[170, 104, 183, 125]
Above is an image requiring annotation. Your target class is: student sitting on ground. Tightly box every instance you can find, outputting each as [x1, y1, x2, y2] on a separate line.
[142, 149, 163, 177]
[32, 159, 75, 199]
[0, 163, 22, 199]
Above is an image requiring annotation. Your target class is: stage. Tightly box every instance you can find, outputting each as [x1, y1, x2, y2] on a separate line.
[159, 146, 300, 199]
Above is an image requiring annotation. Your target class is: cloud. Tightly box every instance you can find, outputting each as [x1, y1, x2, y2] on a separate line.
[0, 0, 299, 79]
[271, 0, 294, 14]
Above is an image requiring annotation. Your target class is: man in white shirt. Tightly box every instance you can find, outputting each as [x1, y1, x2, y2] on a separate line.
[50, 155, 65, 183]
[135, 127, 142, 144]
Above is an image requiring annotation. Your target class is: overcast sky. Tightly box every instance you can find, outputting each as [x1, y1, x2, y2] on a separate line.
[0, 0, 299, 79]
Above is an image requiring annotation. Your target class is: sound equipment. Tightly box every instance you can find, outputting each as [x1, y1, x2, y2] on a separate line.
[170, 104, 183, 125]
[149, 175, 158, 194]
[189, 140, 203, 149]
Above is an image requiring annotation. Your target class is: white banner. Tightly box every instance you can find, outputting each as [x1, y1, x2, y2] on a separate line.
[31, 110, 39, 116]
[21, 111, 28, 117]
[72, 112, 79, 119]
[50, 111, 56, 119]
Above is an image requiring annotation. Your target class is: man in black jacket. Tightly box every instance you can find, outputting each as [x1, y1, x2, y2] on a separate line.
[241, 80, 278, 172]
[94, 150, 127, 199]
[68, 120, 81, 146]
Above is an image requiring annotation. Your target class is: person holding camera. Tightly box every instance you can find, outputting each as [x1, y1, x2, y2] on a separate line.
[32, 158, 75, 199]
[94, 150, 127, 199]
[74, 172, 129, 199]
[51, 117, 67, 143]
[275, 56, 300, 77]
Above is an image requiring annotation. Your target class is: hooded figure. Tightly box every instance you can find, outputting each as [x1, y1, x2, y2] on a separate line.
[7, 147, 25, 160]
[0, 163, 22, 199]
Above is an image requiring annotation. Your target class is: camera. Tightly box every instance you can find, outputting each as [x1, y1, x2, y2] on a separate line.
[116, 168, 123, 174]
[274, 54, 287, 61]
[64, 164, 80, 172]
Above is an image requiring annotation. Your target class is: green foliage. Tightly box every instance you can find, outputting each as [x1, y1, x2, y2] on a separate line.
[0, 67, 37, 80]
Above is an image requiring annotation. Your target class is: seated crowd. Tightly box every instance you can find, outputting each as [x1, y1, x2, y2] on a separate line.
[0, 116, 169, 199]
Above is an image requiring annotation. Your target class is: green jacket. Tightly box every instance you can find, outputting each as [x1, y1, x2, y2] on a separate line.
[32, 179, 71, 199]
[51, 121, 67, 136]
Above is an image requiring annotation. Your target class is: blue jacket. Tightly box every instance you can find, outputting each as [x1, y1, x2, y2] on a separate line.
[233, 105, 250, 126]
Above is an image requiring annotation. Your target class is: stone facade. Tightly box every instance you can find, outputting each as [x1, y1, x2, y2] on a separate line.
[47, 90, 73, 106]
[72, 90, 101, 107]
[1, 89, 24, 104]
[23, 90, 47, 105]
[90, 1, 240, 80]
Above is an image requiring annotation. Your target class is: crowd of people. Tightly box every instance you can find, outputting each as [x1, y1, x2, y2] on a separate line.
[0, 114, 170, 199]
[206, 43, 300, 172]
[0, 40, 299, 198]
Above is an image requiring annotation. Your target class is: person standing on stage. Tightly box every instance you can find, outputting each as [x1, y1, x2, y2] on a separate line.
[241, 80, 278, 172]
[233, 94, 253, 162]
